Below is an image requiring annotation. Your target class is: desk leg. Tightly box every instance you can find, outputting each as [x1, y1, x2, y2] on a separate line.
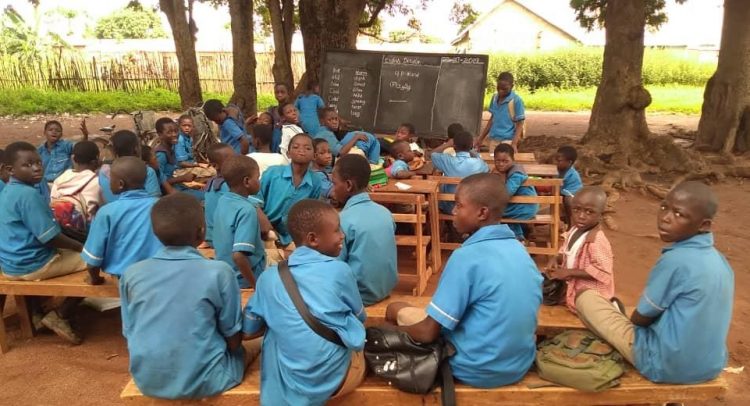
[14, 295, 34, 338]
[427, 192, 442, 273]
[0, 295, 8, 353]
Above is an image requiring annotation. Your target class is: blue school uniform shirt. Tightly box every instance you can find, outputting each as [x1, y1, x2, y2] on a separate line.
[81, 189, 163, 277]
[338, 193, 398, 305]
[426, 224, 541, 388]
[633, 233, 734, 384]
[0, 179, 4, 193]
[488, 91, 525, 141]
[260, 165, 322, 246]
[203, 176, 229, 245]
[120, 246, 245, 399]
[389, 159, 410, 177]
[156, 144, 205, 201]
[502, 165, 538, 238]
[335, 131, 381, 164]
[314, 128, 340, 153]
[175, 132, 195, 164]
[294, 93, 325, 135]
[312, 168, 333, 199]
[38, 140, 74, 182]
[220, 116, 247, 154]
[99, 164, 162, 204]
[213, 192, 266, 288]
[560, 166, 583, 197]
[0, 179, 60, 275]
[431, 151, 489, 213]
[243, 246, 366, 406]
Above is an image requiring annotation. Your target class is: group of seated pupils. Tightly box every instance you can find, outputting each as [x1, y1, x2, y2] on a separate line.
[0, 71, 734, 404]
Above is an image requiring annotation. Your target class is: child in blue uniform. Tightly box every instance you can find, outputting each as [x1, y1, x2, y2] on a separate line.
[312, 138, 333, 199]
[475, 72, 525, 152]
[0, 142, 88, 344]
[260, 133, 322, 247]
[213, 155, 265, 288]
[204, 99, 250, 154]
[0, 149, 8, 193]
[331, 154, 397, 305]
[38, 120, 77, 185]
[387, 140, 417, 179]
[242, 199, 366, 405]
[428, 130, 489, 213]
[492, 143, 538, 239]
[556, 145, 584, 225]
[82, 157, 163, 284]
[576, 181, 734, 384]
[154, 117, 204, 201]
[386, 173, 542, 388]
[315, 107, 342, 149]
[120, 193, 257, 399]
[268, 84, 291, 153]
[294, 80, 325, 135]
[203, 143, 236, 247]
[100, 130, 164, 203]
[316, 107, 380, 163]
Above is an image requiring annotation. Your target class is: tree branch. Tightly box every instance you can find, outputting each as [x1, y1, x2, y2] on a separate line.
[358, 0, 387, 28]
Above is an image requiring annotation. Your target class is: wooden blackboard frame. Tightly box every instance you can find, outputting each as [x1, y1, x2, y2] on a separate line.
[320, 49, 489, 137]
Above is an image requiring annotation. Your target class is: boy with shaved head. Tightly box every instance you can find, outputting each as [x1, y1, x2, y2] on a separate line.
[576, 181, 734, 384]
[82, 157, 163, 285]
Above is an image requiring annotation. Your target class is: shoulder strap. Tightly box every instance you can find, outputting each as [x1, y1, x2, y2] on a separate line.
[278, 260, 345, 347]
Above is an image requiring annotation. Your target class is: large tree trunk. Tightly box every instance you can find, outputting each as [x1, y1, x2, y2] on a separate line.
[695, 0, 750, 154]
[160, 0, 202, 109]
[268, 0, 295, 92]
[228, 0, 257, 117]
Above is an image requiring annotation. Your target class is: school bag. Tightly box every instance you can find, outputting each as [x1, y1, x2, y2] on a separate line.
[50, 173, 97, 243]
[364, 327, 456, 406]
[535, 330, 625, 392]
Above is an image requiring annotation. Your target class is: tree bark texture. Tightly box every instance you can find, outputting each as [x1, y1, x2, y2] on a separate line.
[160, 0, 203, 109]
[268, 0, 295, 92]
[695, 0, 750, 154]
[228, 0, 257, 117]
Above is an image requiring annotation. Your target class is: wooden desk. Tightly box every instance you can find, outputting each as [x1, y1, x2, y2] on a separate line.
[481, 151, 536, 163]
[373, 179, 442, 273]
[521, 163, 558, 178]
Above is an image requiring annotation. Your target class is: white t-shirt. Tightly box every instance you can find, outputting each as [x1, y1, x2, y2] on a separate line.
[247, 152, 289, 179]
[564, 226, 589, 269]
[280, 124, 304, 157]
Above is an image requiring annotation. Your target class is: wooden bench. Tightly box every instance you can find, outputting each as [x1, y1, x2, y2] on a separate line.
[121, 359, 727, 405]
[428, 176, 563, 256]
[481, 151, 537, 163]
[368, 192, 432, 296]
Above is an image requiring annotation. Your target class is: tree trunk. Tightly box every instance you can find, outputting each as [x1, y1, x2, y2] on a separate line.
[268, 0, 295, 92]
[160, 0, 202, 109]
[228, 0, 257, 117]
[298, 0, 365, 87]
[695, 0, 750, 154]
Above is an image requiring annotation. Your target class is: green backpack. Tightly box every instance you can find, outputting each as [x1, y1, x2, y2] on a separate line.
[535, 330, 625, 392]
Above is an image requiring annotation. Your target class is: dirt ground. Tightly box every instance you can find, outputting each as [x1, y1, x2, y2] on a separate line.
[0, 111, 746, 405]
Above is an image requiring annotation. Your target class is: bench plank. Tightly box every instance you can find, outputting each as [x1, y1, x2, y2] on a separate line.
[0, 272, 119, 297]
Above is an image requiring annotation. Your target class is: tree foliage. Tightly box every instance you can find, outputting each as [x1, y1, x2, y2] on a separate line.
[569, 0, 686, 31]
[449, 1, 478, 33]
[94, 3, 168, 40]
[0, 6, 68, 63]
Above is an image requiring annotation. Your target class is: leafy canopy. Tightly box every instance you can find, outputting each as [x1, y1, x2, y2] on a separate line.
[94, 3, 167, 39]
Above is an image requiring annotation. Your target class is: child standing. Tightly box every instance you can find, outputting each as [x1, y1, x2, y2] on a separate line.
[278, 102, 305, 158]
[331, 154, 397, 305]
[0, 142, 88, 344]
[120, 193, 256, 399]
[545, 186, 614, 313]
[492, 143, 538, 239]
[576, 182, 734, 384]
[247, 123, 288, 179]
[203, 144, 236, 247]
[312, 138, 333, 199]
[213, 155, 265, 288]
[387, 140, 417, 179]
[386, 173, 542, 388]
[260, 133, 322, 247]
[294, 80, 325, 135]
[38, 120, 82, 185]
[475, 72, 525, 152]
[242, 199, 366, 405]
[154, 117, 204, 201]
[428, 130, 489, 213]
[204, 99, 251, 155]
[100, 130, 163, 203]
[50, 141, 102, 240]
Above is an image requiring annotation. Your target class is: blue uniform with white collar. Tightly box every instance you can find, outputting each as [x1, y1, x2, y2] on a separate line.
[502, 164, 538, 238]
[203, 176, 230, 246]
[242, 246, 366, 406]
[99, 164, 162, 204]
[338, 193, 398, 305]
[175, 132, 195, 164]
[426, 224, 541, 388]
[0, 179, 60, 275]
[38, 140, 73, 182]
[81, 189, 163, 277]
[120, 246, 245, 399]
[488, 91, 525, 141]
[560, 165, 583, 197]
[220, 117, 248, 154]
[431, 151, 489, 213]
[259, 165, 322, 246]
[294, 93, 325, 135]
[213, 191, 266, 288]
[634, 233, 733, 383]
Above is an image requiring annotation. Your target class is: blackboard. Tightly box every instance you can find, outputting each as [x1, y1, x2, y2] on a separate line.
[320, 50, 488, 136]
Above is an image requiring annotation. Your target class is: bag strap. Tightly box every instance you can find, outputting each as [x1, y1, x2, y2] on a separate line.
[439, 358, 456, 406]
[278, 260, 344, 347]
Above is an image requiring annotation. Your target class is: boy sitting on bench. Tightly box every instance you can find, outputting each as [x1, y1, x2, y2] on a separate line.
[576, 181, 734, 384]
[386, 173, 542, 388]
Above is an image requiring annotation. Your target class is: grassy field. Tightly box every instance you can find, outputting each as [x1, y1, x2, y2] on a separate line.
[0, 86, 703, 116]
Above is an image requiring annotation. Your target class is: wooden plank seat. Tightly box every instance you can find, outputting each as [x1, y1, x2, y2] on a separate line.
[121, 359, 727, 406]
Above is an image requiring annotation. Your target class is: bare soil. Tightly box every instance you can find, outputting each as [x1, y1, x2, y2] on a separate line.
[0, 111, 746, 405]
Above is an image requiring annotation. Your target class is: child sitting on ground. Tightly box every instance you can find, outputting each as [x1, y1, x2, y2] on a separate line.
[331, 154, 397, 305]
[38, 120, 84, 185]
[545, 186, 614, 313]
[0, 141, 88, 344]
[120, 193, 258, 399]
[492, 143, 538, 240]
[204, 99, 250, 155]
[50, 140, 102, 241]
[174, 114, 215, 179]
[312, 138, 333, 199]
[154, 117, 204, 201]
[387, 140, 417, 179]
[294, 80, 325, 135]
[316, 107, 381, 163]
[428, 130, 489, 213]
[247, 123, 288, 179]
[385, 173, 542, 388]
[82, 157, 163, 285]
[100, 130, 163, 203]
[202, 143, 235, 248]
[576, 181, 734, 384]
[213, 155, 265, 288]
[242, 199, 366, 405]
[260, 133, 322, 247]
[268, 83, 291, 153]
[278, 102, 305, 157]
[556, 145, 584, 225]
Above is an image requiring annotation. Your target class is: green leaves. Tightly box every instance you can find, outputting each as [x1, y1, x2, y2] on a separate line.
[94, 6, 168, 40]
